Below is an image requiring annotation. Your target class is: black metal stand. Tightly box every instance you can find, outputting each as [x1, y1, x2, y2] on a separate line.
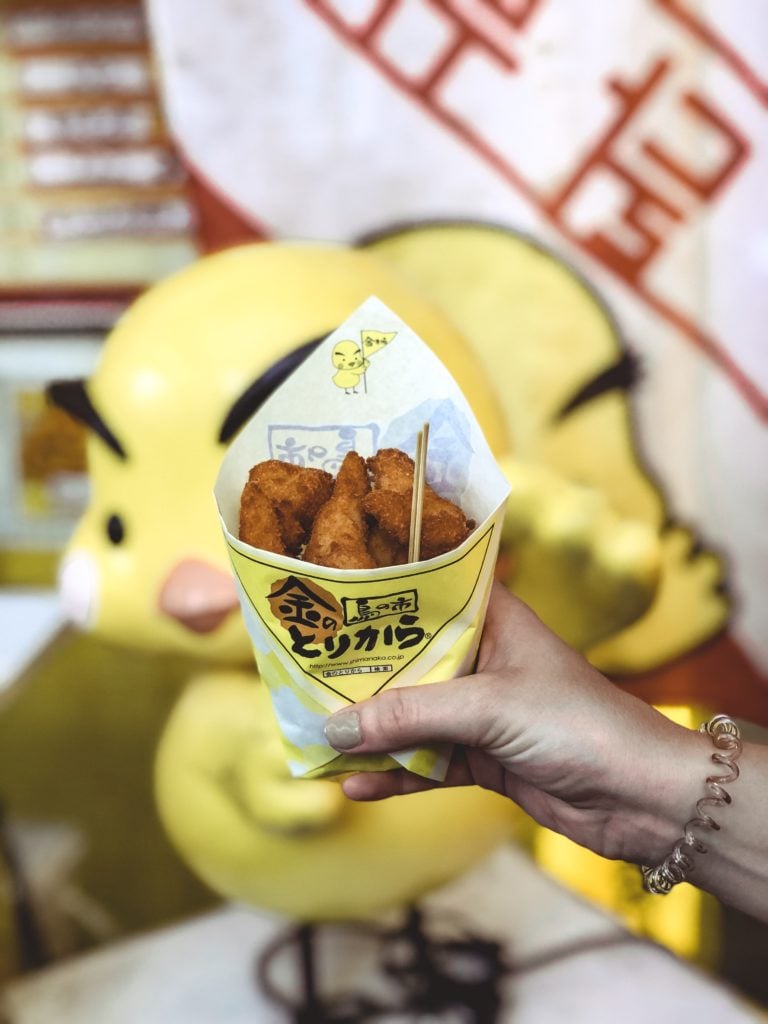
[295, 924, 321, 1023]
[380, 906, 505, 1022]
[256, 904, 507, 1022]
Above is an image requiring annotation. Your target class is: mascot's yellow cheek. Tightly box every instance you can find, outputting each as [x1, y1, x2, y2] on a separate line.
[59, 442, 253, 663]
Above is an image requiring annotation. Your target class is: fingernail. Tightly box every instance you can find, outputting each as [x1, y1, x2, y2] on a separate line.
[325, 710, 362, 750]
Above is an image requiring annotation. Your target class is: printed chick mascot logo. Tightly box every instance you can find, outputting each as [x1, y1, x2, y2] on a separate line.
[49, 241, 667, 958]
[331, 339, 368, 393]
[363, 221, 733, 961]
[332, 330, 395, 393]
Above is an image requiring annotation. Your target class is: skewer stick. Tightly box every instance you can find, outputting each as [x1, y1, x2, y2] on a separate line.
[408, 423, 429, 562]
[408, 432, 422, 563]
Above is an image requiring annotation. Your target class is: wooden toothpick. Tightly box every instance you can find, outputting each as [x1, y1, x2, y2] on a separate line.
[408, 423, 429, 562]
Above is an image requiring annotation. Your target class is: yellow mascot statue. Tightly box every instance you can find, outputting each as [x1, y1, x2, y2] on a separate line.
[51, 239, 688, 994]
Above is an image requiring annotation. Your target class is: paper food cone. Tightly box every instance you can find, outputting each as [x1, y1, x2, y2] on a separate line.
[215, 297, 510, 780]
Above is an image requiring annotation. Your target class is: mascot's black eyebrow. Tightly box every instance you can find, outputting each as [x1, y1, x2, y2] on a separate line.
[218, 334, 326, 444]
[554, 350, 641, 421]
[47, 379, 127, 459]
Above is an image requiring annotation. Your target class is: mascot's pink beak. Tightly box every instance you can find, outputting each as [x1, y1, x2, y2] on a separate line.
[158, 559, 240, 634]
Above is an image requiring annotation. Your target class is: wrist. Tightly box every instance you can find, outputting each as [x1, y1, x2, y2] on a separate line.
[600, 709, 713, 865]
[583, 708, 767, 918]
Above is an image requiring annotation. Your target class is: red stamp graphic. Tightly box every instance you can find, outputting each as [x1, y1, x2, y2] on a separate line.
[655, 0, 768, 109]
[304, 0, 767, 422]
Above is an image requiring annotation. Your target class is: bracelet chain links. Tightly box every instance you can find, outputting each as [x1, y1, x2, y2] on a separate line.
[641, 714, 742, 896]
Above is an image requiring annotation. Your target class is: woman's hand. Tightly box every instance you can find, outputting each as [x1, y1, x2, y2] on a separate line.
[325, 582, 768, 918]
[325, 583, 707, 866]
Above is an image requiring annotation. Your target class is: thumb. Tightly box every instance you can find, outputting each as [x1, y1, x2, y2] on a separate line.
[324, 674, 500, 755]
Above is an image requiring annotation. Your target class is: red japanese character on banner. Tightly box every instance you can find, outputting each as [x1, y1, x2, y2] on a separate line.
[544, 58, 749, 287]
[305, 0, 544, 96]
[655, 0, 768, 108]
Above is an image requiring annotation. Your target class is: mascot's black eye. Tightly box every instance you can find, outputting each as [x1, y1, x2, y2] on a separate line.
[106, 514, 125, 545]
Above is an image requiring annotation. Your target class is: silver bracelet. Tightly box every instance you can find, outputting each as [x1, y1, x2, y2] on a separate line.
[641, 714, 742, 895]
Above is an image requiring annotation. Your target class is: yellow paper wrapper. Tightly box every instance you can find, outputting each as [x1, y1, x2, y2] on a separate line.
[214, 297, 510, 780]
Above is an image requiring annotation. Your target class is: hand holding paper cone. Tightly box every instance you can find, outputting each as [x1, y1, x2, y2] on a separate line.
[216, 297, 510, 781]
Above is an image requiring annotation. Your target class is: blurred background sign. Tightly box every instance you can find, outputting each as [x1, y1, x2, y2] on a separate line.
[0, 0, 202, 575]
[0, 327, 99, 550]
[0, 0, 197, 287]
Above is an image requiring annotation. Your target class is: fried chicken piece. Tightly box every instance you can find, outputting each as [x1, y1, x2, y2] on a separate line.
[419, 498, 474, 558]
[364, 448, 473, 559]
[303, 452, 376, 569]
[361, 490, 412, 546]
[247, 460, 333, 554]
[333, 450, 370, 500]
[363, 488, 472, 559]
[367, 524, 408, 567]
[239, 482, 286, 554]
[366, 447, 414, 493]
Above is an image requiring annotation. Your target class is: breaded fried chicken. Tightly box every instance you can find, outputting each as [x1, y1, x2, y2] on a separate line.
[303, 452, 376, 569]
[239, 482, 286, 554]
[366, 448, 414, 493]
[247, 460, 333, 554]
[333, 450, 370, 500]
[364, 448, 473, 559]
[367, 524, 408, 567]
[239, 448, 473, 565]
